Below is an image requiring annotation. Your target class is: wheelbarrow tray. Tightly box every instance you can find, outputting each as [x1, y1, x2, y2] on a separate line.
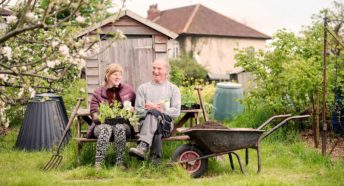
[181, 128, 264, 154]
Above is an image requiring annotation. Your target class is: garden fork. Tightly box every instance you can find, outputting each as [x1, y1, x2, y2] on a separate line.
[43, 98, 83, 171]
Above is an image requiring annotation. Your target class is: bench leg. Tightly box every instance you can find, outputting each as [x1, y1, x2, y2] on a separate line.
[77, 141, 83, 166]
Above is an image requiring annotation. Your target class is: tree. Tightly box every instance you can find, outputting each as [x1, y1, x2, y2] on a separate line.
[234, 0, 344, 114]
[0, 0, 126, 127]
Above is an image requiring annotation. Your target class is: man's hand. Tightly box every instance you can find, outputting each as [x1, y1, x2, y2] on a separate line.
[144, 101, 163, 112]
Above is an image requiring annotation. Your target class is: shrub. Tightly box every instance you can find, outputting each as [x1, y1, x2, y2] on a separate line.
[170, 54, 208, 86]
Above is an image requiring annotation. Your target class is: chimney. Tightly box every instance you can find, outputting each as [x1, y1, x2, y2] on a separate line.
[147, 4, 160, 21]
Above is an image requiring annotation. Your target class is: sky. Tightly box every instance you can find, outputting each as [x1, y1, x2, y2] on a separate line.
[116, 0, 334, 36]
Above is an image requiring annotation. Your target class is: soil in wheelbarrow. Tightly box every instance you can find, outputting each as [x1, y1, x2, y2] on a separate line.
[191, 120, 228, 129]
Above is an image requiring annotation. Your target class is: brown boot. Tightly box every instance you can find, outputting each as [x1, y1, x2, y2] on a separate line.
[129, 141, 148, 160]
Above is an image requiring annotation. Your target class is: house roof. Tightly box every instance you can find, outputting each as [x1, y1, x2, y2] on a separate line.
[75, 10, 178, 39]
[153, 4, 271, 39]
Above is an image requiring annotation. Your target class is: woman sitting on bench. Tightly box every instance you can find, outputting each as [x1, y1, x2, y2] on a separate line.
[88, 63, 135, 170]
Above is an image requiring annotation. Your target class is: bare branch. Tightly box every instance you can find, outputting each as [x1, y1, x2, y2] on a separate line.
[0, 23, 44, 44]
[0, 70, 57, 80]
[0, 83, 49, 89]
[12, 0, 34, 30]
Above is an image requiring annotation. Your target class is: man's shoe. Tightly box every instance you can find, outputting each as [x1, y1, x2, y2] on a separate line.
[129, 141, 148, 160]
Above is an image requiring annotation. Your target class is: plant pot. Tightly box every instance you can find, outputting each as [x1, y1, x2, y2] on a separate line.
[181, 103, 200, 110]
[191, 103, 201, 109]
[105, 117, 128, 125]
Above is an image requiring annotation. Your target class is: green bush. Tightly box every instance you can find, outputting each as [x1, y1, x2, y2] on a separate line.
[170, 54, 208, 86]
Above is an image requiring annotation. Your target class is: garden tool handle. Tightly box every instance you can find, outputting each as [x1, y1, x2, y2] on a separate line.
[259, 115, 310, 142]
[195, 86, 208, 122]
[56, 98, 84, 153]
[257, 114, 292, 130]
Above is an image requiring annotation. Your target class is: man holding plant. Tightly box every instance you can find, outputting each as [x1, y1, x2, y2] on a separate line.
[89, 63, 135, 170]
[129, 59, 181, 164]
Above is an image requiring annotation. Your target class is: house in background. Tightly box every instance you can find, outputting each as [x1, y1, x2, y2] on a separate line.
[147, 4, 270, 88]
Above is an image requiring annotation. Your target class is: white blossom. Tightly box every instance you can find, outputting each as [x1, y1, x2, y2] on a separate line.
[1, 46, 12, 60]
[26, 12, 38, 21]
[21, 66, 27, 71]
[78, 49, 87, 57]
[17, 88, 24, 98]
[52, 40, 59, 48]
[28, 87, 36, 98]
[76, 16, 85, 23]
[46, 60, 61, 68]
[0, 74, 8, 81]
[59, 45, 70, 56]
[6, 15, 17, 24]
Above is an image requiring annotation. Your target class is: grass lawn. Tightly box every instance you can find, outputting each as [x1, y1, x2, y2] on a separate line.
[1, 126, 344, 186]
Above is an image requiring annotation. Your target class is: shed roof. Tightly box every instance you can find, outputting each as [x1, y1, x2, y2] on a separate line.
[75, 10, 178, 39]
[153, 4, 270, 39]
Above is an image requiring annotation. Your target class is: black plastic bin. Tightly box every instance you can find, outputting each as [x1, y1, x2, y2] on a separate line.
[15, 99, 69, 151]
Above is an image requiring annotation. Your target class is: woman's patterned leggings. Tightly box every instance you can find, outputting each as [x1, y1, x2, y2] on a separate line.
[94, 124, 127, 165]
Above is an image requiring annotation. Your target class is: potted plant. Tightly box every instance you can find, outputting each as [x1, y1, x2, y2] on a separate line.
[98, 101, 139, 125]
[181, 86, 200, 110]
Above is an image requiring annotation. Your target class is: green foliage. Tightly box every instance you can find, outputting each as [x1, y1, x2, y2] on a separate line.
[170, 54, 208, 86]
[1, 127, 344, 185]
[61, 79, 88, 114]
[234, 1, 344, 117]
[98, 101, 139, 125]
[180, 86, 198, 108]
[235, 27, 327, 114]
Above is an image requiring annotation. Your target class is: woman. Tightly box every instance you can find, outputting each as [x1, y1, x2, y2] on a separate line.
[89, 63, 135, 169]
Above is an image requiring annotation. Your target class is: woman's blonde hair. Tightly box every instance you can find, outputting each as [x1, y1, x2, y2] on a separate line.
[104, 63, 123, 85]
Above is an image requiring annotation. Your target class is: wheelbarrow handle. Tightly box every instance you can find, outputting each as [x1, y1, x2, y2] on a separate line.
[259, 115, 310, 142]
[257, 114, 292, 130]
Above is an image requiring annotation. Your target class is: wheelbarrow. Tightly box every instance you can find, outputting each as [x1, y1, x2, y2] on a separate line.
[172, 114, 310, 177]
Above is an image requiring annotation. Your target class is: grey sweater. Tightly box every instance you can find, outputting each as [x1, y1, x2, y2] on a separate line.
[135, 81, 181, 118]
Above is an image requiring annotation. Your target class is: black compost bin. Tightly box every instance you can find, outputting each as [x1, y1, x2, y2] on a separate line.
[35, 92, 68, 124]
[15, 99, 69, 151]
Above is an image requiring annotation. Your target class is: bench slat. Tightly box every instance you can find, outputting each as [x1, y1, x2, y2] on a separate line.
[74, 135, 190, 143]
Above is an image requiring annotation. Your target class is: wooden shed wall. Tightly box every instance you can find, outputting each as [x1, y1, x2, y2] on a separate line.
[85, 15, 170, 102]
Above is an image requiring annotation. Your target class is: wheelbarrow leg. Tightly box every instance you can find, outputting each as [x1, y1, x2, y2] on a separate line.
[245, 148, 249, 166]
[257, 144, 261, 174]
[229, 152, 245, 175]
[228, 153, 235, 170]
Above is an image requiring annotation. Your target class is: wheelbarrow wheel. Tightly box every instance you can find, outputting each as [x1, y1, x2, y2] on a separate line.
[172, 144, 208, 178]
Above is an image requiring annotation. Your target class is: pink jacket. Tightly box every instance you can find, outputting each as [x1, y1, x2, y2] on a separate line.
[89, 83, 136, 115]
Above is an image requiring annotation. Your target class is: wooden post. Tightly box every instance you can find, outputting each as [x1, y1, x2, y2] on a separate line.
[322, 16, 328, 156]
[315, 91, 320, 148]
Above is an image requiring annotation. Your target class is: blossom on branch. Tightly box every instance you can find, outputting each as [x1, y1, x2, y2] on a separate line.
[1, 46, 12, 60]
[59, 45, 70, 57]
[6, 16, 17, 24]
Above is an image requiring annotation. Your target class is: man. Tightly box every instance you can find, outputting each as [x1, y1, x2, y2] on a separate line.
[129, 59, 181, 164]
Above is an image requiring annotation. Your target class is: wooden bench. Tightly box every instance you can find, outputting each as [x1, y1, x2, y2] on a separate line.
[74, 108, 199, 165]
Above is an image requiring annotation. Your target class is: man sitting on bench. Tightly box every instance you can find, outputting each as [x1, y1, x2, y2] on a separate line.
[129, 59, 181, 164]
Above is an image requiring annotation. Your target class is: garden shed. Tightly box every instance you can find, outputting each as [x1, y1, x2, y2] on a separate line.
[76, 10, 177, 100]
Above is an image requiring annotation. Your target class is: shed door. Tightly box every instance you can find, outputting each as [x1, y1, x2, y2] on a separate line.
[98, 38, 153, 91]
